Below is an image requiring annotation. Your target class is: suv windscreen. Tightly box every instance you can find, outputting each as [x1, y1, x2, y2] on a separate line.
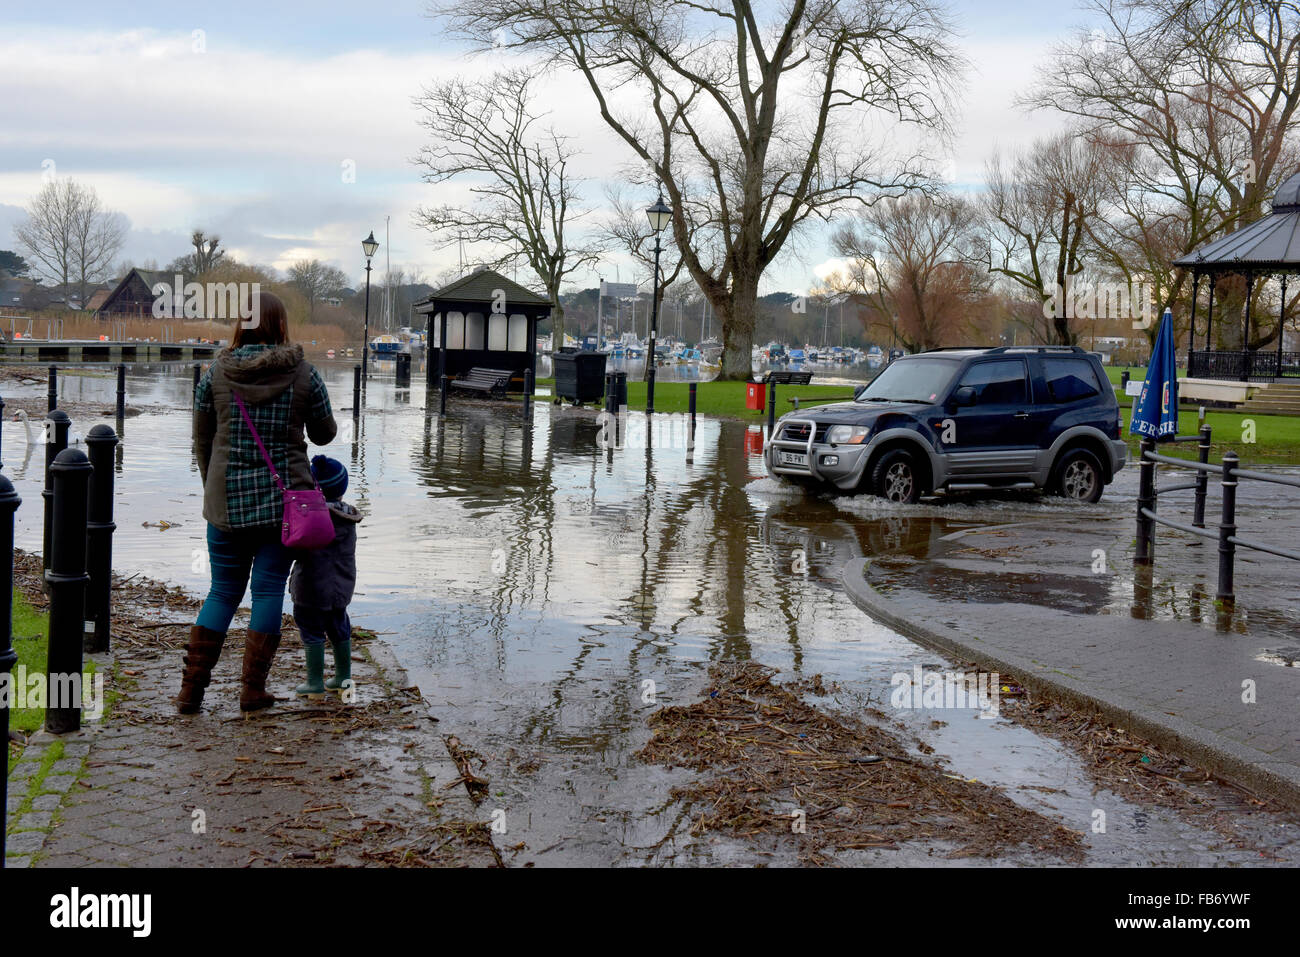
[1042, 356, 1102, 402]
[957, 359, 1029, 404]
[857, 357, 961, 403]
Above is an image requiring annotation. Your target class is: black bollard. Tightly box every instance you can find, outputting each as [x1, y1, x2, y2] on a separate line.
[439, 375, 448, 418]
[1193, 425, 1212, 528]
[45, 447, 92, 734]
[0, 391, 5, 471]
[84, 425, 119, 653]
[1135, 437, 1156, 564]
[523, 368, 533, 420]
[353, 364, 361, 420]
[767, 379, 777, 435]
[0, 474, 21, 864]
[1217, 452, 1239, 604]
[688, 382, 697, 454]
[42, 409, 71, 583]
[115, 363, 126, 420]
[47, 365, 57, 412]
[192, 363, 201, 408]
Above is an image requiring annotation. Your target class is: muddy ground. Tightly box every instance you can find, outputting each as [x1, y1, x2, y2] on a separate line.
[9, 550, 499, 867]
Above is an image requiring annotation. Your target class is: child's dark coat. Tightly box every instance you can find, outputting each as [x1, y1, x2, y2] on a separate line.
[289, 501, 361, 609]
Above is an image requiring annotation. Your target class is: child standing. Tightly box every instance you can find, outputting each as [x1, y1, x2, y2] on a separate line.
[290, 455, 362, 697]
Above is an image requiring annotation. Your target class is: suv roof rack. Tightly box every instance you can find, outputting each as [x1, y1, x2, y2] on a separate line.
[922, 345, 1088, 355]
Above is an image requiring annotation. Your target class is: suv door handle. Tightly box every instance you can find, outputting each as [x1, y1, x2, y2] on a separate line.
[1013, 411, 1030, 418]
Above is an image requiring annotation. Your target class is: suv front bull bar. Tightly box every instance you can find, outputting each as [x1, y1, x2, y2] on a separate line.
[766, 417, 820, 480]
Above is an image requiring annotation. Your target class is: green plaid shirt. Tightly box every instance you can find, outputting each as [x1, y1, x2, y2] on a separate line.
[195, 345, 333, 529]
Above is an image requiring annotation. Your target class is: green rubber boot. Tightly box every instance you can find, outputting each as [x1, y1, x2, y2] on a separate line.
[295, 645, 326, 698]
[325, 640, 352, 692]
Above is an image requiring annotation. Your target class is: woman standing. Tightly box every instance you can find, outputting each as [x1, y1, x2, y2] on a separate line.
[178, 293, 337, 714]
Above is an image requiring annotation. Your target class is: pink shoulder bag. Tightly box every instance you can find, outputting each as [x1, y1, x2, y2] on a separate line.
[231, 391, 335, 550]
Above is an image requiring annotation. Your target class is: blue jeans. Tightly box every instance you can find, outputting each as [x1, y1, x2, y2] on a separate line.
[195, 523, 293, 634]
[293, 605, 352, 648]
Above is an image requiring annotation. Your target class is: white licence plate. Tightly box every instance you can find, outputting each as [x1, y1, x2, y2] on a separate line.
[779, 451, 807, 466]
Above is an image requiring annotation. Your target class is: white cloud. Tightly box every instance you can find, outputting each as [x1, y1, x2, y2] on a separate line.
[0, 22, 1074, 295]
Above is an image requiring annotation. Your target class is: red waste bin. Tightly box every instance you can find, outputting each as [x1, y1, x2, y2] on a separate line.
[746, 381, 766, 411]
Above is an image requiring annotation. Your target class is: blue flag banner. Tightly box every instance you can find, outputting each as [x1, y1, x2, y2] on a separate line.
[1130, 308, 1179, 440]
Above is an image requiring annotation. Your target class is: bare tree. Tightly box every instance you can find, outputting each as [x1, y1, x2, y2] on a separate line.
[432, 0, 962, 378]
[412, 68, 603, 345]
[1024, 0, 1300, 349]
[976, 133, 1116, 344]
[15, 178, 127, 305]
[834, 193, 983, 351]
[288, 259, 350, 322]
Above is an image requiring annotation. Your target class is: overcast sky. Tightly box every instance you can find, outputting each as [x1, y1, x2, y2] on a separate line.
[0, 1, 1099, 296]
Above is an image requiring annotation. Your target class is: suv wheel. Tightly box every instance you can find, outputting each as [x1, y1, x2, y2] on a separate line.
[870, 449, 922, 504]
[1053, 448, 1104, 504]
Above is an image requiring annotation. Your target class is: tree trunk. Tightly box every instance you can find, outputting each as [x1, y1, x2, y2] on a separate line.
[715, 274, 759, 381]
[549, 300, 565, 352]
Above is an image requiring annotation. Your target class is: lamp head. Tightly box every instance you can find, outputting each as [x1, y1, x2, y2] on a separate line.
[645, 193, 672, 234]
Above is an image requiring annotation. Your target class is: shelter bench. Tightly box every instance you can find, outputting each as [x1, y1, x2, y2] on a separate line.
[447, 367, 515, 398]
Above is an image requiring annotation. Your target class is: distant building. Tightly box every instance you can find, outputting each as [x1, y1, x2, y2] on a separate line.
[84, 288, 112, 313]
[95, 268, 169, 318]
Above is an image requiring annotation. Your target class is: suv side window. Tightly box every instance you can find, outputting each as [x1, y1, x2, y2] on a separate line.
[1042, 357, 1102, 403]
[957, 359, 1028, 405]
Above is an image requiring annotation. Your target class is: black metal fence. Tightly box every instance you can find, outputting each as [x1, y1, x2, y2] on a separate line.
[1136, 428, 1300, 602]
[1188, 349, 1300, 380]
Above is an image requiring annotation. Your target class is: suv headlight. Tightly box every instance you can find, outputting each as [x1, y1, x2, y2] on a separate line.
[826, 425, 870, 445]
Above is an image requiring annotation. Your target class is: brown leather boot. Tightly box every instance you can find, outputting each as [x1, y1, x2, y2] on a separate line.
[176, 625, 226, 714]
[239, 629, 281, 712]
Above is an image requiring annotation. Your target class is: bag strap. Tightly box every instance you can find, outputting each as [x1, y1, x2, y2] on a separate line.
[230, 389, 323, 495]
[230, 390, 287, 493]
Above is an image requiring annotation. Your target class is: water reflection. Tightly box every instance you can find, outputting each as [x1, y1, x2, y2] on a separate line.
[4, 362, 1283, 864]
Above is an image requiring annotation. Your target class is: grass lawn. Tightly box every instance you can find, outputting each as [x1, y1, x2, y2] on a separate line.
[6, 590, 48, 776]
[1104, 365, 1188, 385]
[534, 376, 856, 419]
[8, 591, 49, 738]
[1122, 407, 1300, 464]
[529, 374, 1300, 463]
[5, 589, 106, 776]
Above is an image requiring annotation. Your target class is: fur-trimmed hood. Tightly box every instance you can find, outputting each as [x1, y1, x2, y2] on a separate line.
[215, 343, 305, 403]
[328, 500, 363, 524]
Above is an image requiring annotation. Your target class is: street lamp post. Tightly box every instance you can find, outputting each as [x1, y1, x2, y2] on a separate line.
[361, 230, 379, 384]
[645, 192, 672, 415]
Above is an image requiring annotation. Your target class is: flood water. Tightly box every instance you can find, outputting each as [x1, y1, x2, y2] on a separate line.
[3, 361, 1296, 866]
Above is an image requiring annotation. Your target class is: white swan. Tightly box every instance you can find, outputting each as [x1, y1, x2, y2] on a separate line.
[11, 409, 35, 444]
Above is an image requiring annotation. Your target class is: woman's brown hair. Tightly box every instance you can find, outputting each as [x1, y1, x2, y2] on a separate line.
[231, 290, 289, 347]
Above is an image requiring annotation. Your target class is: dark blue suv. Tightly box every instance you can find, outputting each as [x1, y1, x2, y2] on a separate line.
[765, 346, 1127, 503]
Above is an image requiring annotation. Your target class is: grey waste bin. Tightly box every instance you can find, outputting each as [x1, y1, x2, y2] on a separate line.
[554, 350, 608, 405]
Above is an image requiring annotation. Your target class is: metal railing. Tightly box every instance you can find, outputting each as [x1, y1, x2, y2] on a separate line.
[1136, 427, 1300, 602]
[1189, 349, 1300, 380]
[2, 316, 63, 341]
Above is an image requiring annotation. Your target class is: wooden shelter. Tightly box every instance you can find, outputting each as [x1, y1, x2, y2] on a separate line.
[412, 268, 550, 393]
